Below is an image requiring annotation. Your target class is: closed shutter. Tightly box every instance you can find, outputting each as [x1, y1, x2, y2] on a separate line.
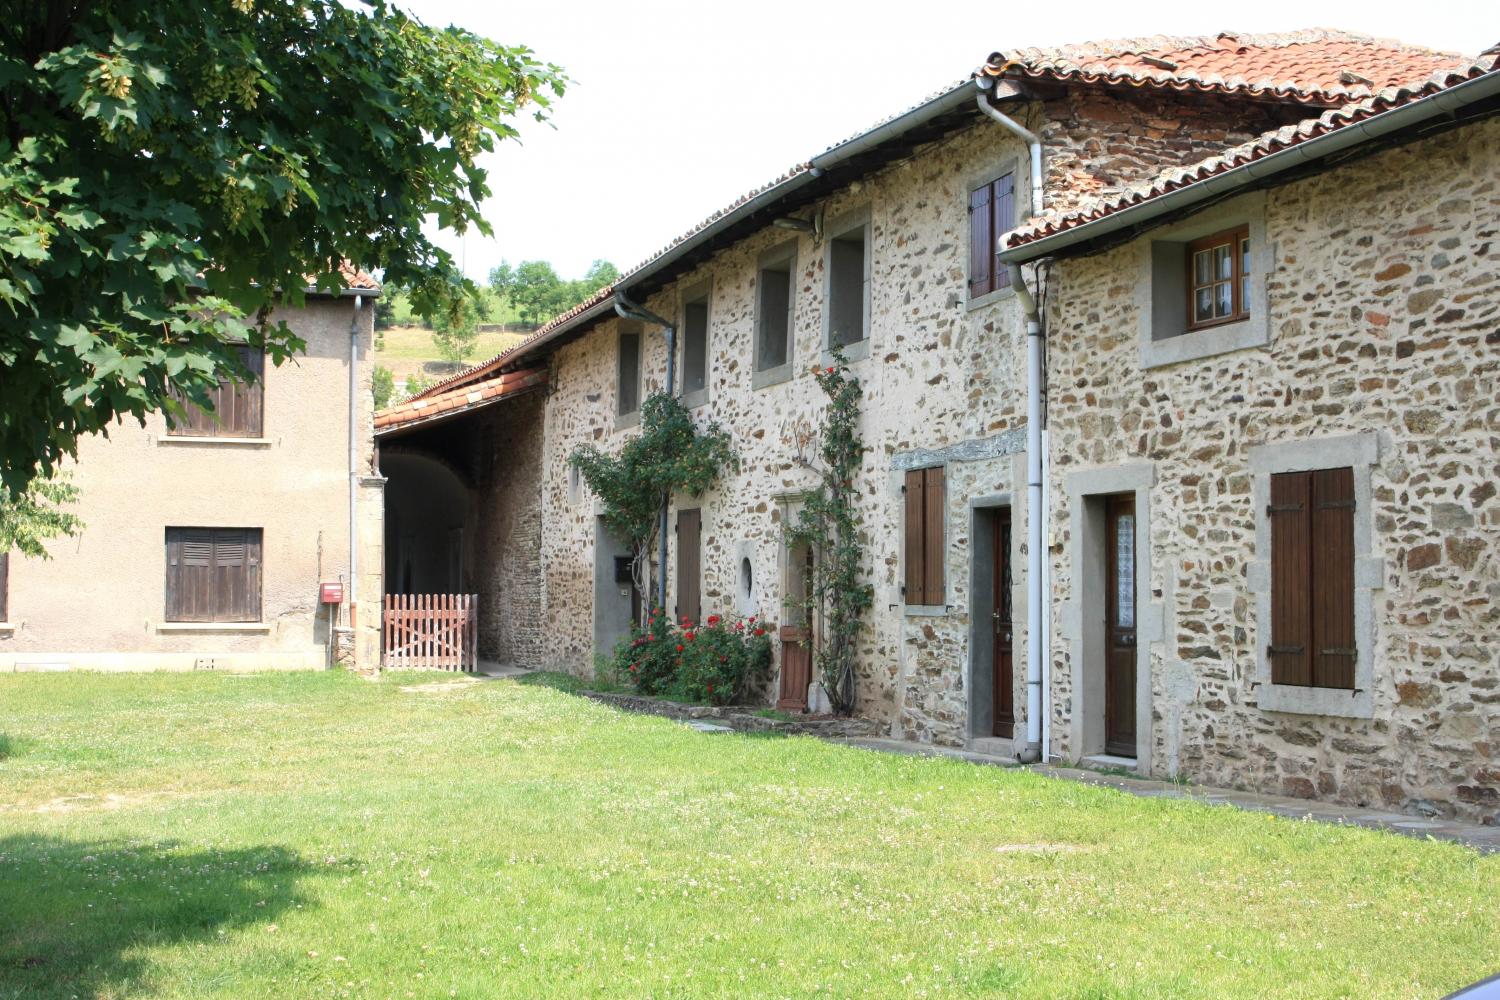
[968, 184, 994, 298]
[166, 528, 262, 622]
[992, 173, 1015, 291]
[1310, 468, 1355, 690]
[0, 552, 8, 621]
[923, 466, 945, 603]
[1269, 467, 1355, 689]
[676, 509, 701, 625]
[169, 347, 264, 437]
[904, 469, 926, 605]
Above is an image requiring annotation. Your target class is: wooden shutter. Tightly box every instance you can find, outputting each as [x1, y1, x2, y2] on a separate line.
[0, 552, 8, 622]
[166, 527, 261, 622]
[923, 466, 945, 604]
[676, 509, 701, 625]
[992, 174, 1015, 291]
[1268, 471, 1312, 686]
[1310, 468, 1355, 689]
[904, 469, 926, 605]
[166, 528, 215, 622]
[168, 347, 263, 437]
[968, 184, 994, 298]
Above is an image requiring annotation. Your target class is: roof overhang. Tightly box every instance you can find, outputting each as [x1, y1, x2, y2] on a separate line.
[1000, 67, 1500, 264]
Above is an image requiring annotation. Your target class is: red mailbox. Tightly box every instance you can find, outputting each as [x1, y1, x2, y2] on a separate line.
[320, 582, 344, 604]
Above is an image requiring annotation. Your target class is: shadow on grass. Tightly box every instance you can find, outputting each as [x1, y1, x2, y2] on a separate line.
[0, 835, 329, 999]
[0, 733, 12, 761]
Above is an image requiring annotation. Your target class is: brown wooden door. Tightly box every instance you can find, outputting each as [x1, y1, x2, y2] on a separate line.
[992, 509, 1015, 738]
[675, 508, 701, 625]
[1105, 495, 1137, 758]
[777, 542, 814, 711]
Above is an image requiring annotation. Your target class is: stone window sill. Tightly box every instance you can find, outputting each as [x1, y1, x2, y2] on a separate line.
[822, 339, 870, 366]
[614, 411, 640, 432]
[752, 363, 793, 390]
[0, 621, 17, 634]
[159, 436, 272, 447]
[156, 622, 272, 633]
[903, 604, 949, 618]
[1257, 682, 1373, 720]
[967, 284, 1017, 313]
[681, 388, 709, 410]
[1142, 317, 1268, 369]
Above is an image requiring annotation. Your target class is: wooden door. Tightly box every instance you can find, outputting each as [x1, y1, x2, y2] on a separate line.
[992, 509, 1015, 738]
[1105, 495, 1137, 757]
[777, 542, 814, 712]
[675, 508, 701, 625]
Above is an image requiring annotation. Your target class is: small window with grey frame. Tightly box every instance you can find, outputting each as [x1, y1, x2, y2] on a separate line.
[755, 243, 796, 377]
[825, 211, 870, 350]
[617, 326, 642, 417]
[680, 286, 710, 401]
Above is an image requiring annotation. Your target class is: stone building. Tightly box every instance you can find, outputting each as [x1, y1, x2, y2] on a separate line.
[1, 273, 385, 673]
[998, 54, 1500, 821]
[376, 32, 1497, 819]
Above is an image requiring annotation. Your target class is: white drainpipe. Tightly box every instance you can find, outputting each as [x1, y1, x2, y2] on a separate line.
[348, 294, 364, 628]
[976, 76, 1049, 763]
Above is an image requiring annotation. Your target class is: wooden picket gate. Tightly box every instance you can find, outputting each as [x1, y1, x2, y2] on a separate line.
[382, 594, 479, 671]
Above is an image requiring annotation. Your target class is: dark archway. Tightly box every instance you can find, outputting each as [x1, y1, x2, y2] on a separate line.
[380, 450, 475, 595]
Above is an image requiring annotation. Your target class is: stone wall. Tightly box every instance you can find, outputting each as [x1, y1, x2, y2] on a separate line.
[1041, 117, 1500, 822]
[475, 391, 546, 666]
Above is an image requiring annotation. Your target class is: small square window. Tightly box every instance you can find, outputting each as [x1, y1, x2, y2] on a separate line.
[1186, 226, 1250, 331]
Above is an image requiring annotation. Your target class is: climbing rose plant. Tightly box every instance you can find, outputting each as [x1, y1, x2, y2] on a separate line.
[613, 609, 772, 706]
[570, 393, 736, 621]
[785, 353, 873, 715]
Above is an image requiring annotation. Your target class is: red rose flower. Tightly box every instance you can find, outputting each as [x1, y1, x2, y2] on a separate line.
[675, 644, 684, 652]
[754, 627, 765, 637]
[706, 683, 714, 693]
[825, 366, 835, 374]
[707, 614, 720, 625]
[685, 632, 696, 642]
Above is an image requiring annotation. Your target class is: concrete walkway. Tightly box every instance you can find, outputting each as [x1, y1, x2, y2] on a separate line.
[838, 737, 1500, 853]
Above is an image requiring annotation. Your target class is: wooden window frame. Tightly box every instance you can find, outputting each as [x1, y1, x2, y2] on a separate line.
[902, 466, 946, 609]
[968, 171, 1016, 301]
[1185, 225, 1250, 332]
[164, 527, 263, 623]
[167, 345, 265, 438]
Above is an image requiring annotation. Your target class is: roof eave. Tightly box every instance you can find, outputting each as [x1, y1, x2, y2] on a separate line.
[1000, 68, 1500, 263]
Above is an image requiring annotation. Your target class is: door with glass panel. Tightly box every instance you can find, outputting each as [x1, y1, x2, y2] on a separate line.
[1104, 494, 1137, 758]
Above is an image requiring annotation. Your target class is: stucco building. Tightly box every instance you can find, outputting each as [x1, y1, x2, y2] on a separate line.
[376, 33, 1500, 822]
[1, 276, 385, 673]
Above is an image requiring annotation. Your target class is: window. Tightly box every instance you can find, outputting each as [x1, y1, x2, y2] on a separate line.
[169, 346, 265, 437]
[969, 172, 1015, 300]
[617, 328, 641, 418]
[1268, 467, 1354, 690]
[903, 466, 945, 607]
[754, 244, 796, 382]
[680, 286, 710, 404]
[1186, 226, 1250, 331]
[825, 212, 870, 351]
[165, 527, 263, 622]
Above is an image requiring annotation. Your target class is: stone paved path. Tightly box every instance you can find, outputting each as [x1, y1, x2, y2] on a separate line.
[838, 737, 1500, 853]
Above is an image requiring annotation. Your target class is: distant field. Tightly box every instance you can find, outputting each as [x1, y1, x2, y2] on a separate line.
[374, 325, 528, 388]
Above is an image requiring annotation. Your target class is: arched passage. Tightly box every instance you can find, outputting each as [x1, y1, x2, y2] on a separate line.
[381, 450, 474, 595]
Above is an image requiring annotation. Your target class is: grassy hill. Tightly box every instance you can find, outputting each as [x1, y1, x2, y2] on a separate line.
[374, 325, 528, 392]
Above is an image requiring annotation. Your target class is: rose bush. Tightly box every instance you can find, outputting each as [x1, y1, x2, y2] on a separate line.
[609, 610, 773, 705]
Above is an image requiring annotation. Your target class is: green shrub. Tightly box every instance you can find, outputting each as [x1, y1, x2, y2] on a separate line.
[615, 608, 679, 695]
[671, 613, 773, 705]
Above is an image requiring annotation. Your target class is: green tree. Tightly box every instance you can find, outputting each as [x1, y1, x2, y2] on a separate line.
[372, 365, 396, 410]
[429, 294, 480, 365]
[0, 2, 566, 492]
[490, 258, 618, 328]
[578, 258, 619, 295]
[1, 474, 83, 558]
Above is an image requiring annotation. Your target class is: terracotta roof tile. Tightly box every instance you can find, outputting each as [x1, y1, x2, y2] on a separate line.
[1003, 56, 1500, 250]
[373, 367, 547, 433]
[981, 29, 1469, 105]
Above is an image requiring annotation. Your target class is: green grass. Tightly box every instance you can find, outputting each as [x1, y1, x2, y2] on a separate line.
[374, 325, 527, 387]
[1, 671, 1496, 999]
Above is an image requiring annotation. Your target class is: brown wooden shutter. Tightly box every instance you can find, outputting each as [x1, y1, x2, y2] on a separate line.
[992, 174, 1015, 291]
[968, 184, 994, 298]
[0, 552, 8, 622]
[1268, 471, 1312, 686]
[1310, 468, 1355, 690]
[676, 509, 701, 625]
[923, 466, 945, 604]
[904, 469, 926, 605]
[166, 528, 215, 622]
[213, 528, 262, 622]
[168, 347, 264, 437]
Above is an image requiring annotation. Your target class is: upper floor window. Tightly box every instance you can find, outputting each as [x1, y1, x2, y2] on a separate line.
[1187, 226, 1250, 331]
[825, 210, 870, 352]
[680, 284, 710, 405]
[617, 328, 641, 419]
[165, 527, 263, 622]
[754, 243, 796, 384]
[969, 172, 1015, 300]
[168, 346, 264, 437]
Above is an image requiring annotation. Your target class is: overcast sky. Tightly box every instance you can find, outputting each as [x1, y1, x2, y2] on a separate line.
[405, 0, 1495, 284]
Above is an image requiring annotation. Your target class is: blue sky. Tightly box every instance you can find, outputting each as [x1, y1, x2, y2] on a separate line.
[406, 0, 1493, 285]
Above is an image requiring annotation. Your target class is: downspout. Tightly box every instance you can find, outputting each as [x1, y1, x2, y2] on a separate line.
[1008, 263, 1045, 764]
[976, 74, 1048, 764]
[974, 78, 1044, 218]
[614, 292, 677, 613]
[348, 294, 364, 631]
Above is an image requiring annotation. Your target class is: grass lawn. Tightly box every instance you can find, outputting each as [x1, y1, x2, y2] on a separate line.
[1, 671, 1496, 999]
